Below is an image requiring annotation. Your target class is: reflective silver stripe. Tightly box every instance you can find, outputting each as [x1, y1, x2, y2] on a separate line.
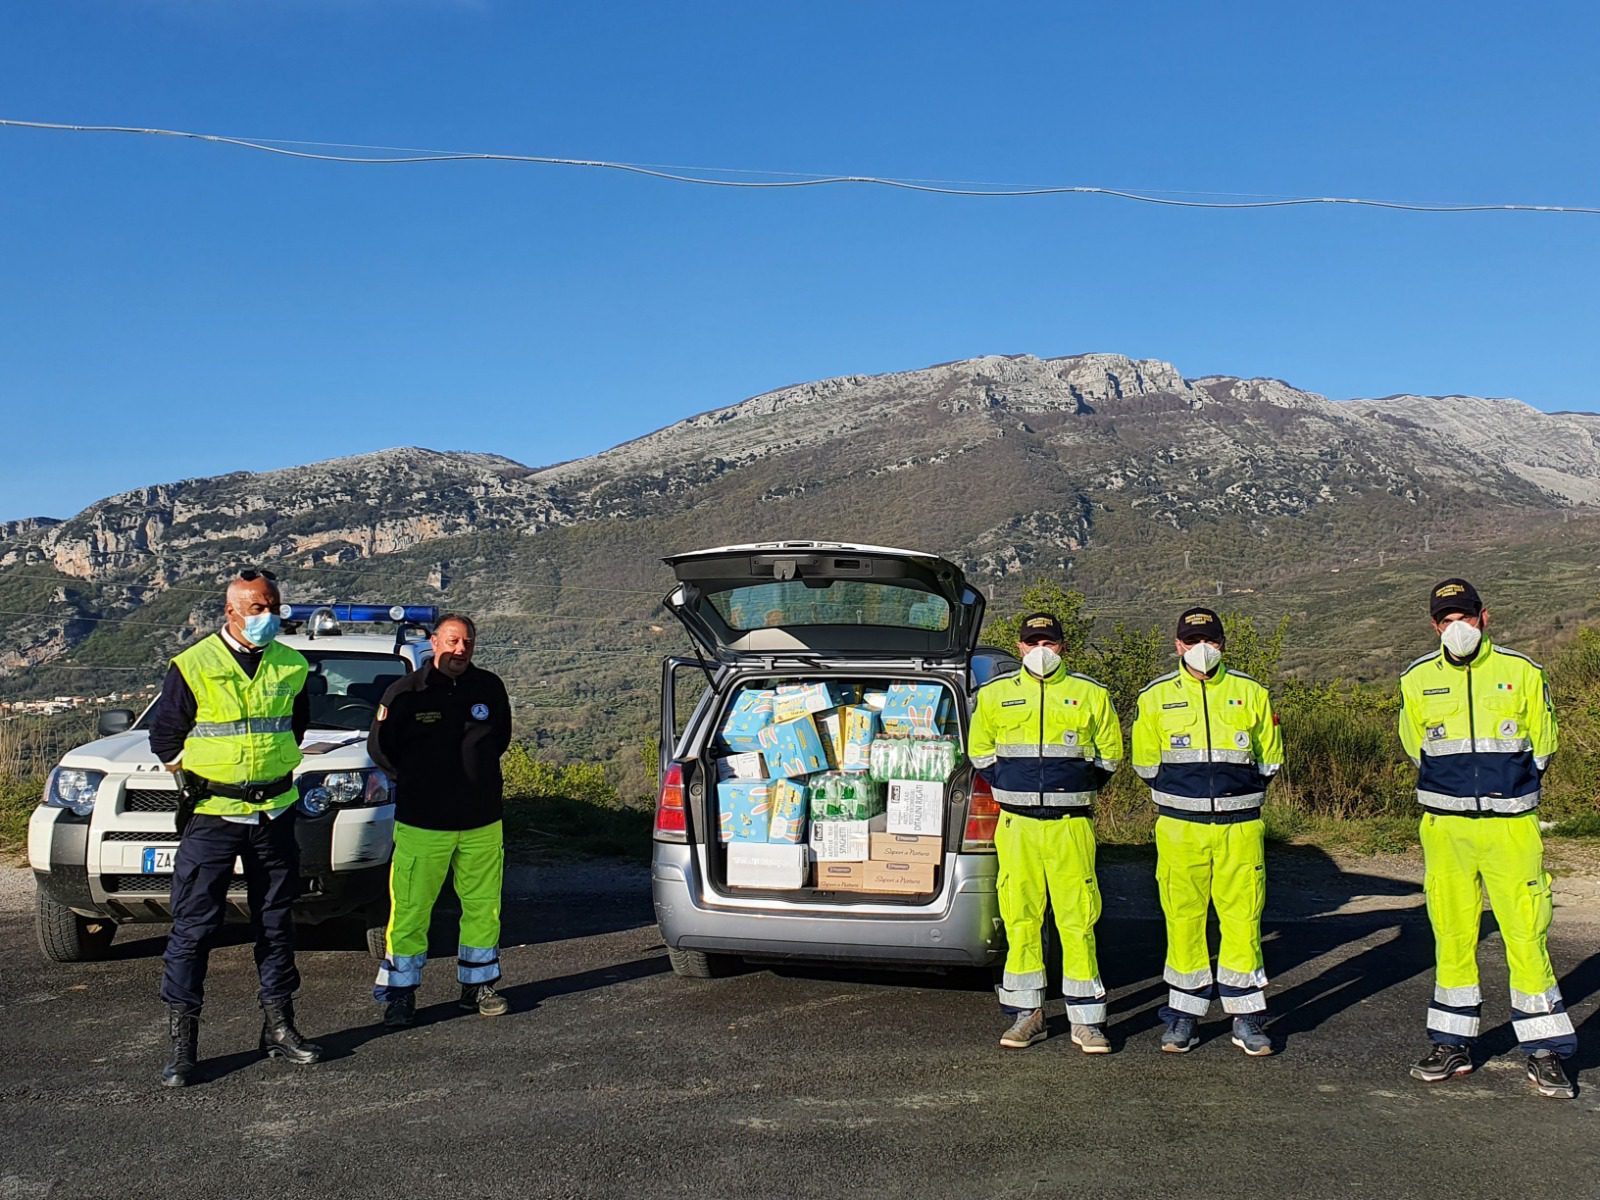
[1167, 990, 1211, 1016]
[190, 716, 294, 737]
[1434, 984, 1482, 1007]
[1150, 789, 1264, 812]
[1093, 758, 1121, 773]
[1427, 1009, 1480, 1037]
[1003, 969, 1046, 993]
[991, 788, 1096, 808]
[1220, 991, 1266, 1014]
[998, 985, 1044, 1009]
[375, 952, 426, 990]
[1164, 965, 1213, 989]
[1066, 1003, 1108, 1025]
[1510, 985, 1563, 1014]
[1416, 789, 1539, 814]
[458, 960, 500, 984]
[1421, 738, 1474, 756]
[1160, 748, 1255, 766]
[1534, 754, 1551, 771]
[1260, 762, 1282, 777]
[1512, 1013, 1574, 1041]
[969, 754, 997, 769]
[1422, 736, 1531, 757]
[1218, 966, 1268, 989]
[1132, 763, 1158, 780]
[1060, 976, 1105, 999]
[995, 743, 1086, 760]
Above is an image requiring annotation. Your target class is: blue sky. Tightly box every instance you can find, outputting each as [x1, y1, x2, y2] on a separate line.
[2, 1, 1597, 521]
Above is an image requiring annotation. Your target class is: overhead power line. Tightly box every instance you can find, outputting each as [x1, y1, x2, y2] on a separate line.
[2, 118, 1596, 215]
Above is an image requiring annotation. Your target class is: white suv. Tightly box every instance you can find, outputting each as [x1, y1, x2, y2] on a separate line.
[26, 604, 437, 963]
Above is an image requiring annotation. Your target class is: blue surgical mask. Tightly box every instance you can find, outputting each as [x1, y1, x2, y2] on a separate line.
[242, 613, 282, 647]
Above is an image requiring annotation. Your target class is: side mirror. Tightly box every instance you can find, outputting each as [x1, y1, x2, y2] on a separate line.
[98, 709, 135, 737]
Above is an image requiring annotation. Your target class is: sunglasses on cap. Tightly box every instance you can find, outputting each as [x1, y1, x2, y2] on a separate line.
[236, 568, 278, 582]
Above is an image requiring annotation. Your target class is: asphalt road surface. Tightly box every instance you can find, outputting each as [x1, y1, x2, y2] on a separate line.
[3, 852, 1597, 1200]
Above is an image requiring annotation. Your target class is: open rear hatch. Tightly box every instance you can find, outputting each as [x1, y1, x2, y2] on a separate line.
[661, 541, 986, 665]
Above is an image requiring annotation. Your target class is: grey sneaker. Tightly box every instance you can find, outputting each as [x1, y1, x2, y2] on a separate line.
[1410, 1042, 1472, 1083]
[1070, 1023, 1111, 1054]
[1526, 1051, 1576, 1099]
[999, 1008, 1046, 1049]
[459, 981, 509, 1017]
[1160, 1017, 1199, 1053]
[1231, 1016, 1273, 1057]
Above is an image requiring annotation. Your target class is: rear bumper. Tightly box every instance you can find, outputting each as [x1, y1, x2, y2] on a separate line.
[651, 841, 1002, 968]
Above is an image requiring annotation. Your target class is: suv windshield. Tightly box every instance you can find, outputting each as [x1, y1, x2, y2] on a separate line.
[710, 581, 951, 633]
[304, 651, 412, 731]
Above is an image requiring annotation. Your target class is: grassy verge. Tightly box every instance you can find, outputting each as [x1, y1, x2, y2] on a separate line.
[503, 794, 654, 862]
[1, 775, 42, 859]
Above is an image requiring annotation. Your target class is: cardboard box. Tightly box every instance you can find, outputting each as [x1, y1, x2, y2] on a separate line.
[717, 752, 767, 781]
[717, 779, 772, 843]
[818, 705, 880, 772]
[879, 683, 951, 738]
[809, 813, 888, 862]
[758, 713, 830, 778]
[767, 778, 808, 844]
[727, 842, 809, 889]
[772, 682, 842, 721]
[886, 779, 945, 836]
[870, 832, 943, 865]
[719, 689, 775, 754]
[816, 859, 936, 894]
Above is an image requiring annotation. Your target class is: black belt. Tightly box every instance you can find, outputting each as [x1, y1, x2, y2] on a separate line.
[1155, 805, 1261, 825]
[191, 773, 296, 803]
[997, 804, 1094, 821]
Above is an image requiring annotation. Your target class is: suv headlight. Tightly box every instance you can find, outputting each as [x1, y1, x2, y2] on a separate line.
[297, 769, 390, 816]
[45, 767, 105, 817]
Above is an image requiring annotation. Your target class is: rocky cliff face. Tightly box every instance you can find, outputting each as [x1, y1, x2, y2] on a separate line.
[2, 352, 1595, 680]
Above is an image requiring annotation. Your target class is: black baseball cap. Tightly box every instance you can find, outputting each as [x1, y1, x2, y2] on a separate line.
[1429, 578, 1482, 620]
[1017, 612, 1064, 643]
[1175, 607, 1224, 642]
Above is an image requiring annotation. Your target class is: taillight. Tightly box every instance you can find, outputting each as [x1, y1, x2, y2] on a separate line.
[654, 762, 687, 842]
[962, 775, 999, 852]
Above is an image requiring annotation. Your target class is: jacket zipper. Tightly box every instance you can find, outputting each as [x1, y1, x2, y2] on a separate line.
[1466, 657, 1480, 812]
[1037, 672, 1047, 806]
[1200, 674, 1215, 814]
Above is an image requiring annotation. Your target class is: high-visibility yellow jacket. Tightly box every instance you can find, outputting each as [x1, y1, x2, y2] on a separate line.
[1131, 664, 1282, 819]
[968, 666, 1122, 812]
[173, 635, 308, 816]
[1398, 635, 1557, 815]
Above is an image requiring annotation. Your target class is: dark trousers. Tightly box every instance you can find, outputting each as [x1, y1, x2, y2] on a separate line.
[160, 811, 301, 1012]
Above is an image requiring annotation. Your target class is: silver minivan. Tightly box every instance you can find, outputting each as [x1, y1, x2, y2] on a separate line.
[650, 541, 1012, 978]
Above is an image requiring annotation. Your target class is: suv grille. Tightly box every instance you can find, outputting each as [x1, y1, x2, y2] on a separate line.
[103, 875, 248, 894]
[103, 831, 180, 842]
[124, 789, 179, 812]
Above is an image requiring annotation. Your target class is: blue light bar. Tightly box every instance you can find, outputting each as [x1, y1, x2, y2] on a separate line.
[280, 604, 439, 624]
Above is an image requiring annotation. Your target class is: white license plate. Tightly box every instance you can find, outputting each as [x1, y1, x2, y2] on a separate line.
[141, 846, 178, 873]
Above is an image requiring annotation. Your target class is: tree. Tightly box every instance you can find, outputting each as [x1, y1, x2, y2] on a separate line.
[983, 580, 1094, 673]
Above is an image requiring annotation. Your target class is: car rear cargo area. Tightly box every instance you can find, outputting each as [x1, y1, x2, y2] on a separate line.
[701, 675, 967, 904]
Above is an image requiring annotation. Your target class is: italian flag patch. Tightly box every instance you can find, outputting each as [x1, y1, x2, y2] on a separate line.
[1497, 683, 1514, 691]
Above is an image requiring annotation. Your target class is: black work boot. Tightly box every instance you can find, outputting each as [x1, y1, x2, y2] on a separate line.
[161, 1005, 199, 1088]
[459, 980, 509, 1017]
[383, 989, 417, 1029]
[259, 999, 323, 1065]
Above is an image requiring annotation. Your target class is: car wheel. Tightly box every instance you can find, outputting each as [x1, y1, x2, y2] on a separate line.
[35, 891, 116, 963]
[667, 947, 735, 979]
[364, 904, 390, 960]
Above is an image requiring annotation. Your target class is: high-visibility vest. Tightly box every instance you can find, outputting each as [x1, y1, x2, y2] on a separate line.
[173, 635, 307, 816]
[968, 667, 1123, 810]
[1398, 636, 1558, 815]
[1131, 665, 1282, 818]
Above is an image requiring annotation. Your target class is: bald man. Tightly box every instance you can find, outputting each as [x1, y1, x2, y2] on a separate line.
[147, 569, 321, 1086]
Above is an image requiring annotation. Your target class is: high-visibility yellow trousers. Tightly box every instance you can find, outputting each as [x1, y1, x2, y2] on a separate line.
[994, 810, 1105, 1021]
[1155, 815, 1267, 1020]
[373, 820, 504, 1000]
[1420, 811, 1575, 1056]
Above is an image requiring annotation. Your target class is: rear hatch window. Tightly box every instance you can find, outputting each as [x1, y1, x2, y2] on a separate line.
[699, 674, 968, 906]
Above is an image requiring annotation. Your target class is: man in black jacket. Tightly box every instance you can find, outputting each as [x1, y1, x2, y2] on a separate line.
[367, 613, 512, 1027]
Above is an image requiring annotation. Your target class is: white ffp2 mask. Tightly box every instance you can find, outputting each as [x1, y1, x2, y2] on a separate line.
[1182, 642, 1223, 674]
[1440, 620, 1483, 659]
[1022, 646, 1061, 678]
